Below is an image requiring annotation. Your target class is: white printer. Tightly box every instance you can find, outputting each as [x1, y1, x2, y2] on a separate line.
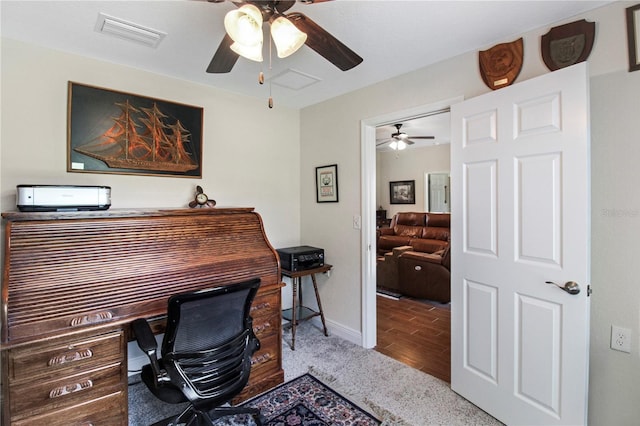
[17, 185, 111, 212]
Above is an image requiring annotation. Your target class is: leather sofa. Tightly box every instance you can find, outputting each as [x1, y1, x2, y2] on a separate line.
[377, 212, 450, 254]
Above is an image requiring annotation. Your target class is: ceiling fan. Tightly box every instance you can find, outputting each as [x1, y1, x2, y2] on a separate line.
[206, 0, 363, 73]
[377, 123, 435, 150]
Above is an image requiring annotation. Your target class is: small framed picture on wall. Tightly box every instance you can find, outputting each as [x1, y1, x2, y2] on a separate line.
[316, 164, 339, 203]
[390, 180, 415, 204]
[627, 3, 640, 72]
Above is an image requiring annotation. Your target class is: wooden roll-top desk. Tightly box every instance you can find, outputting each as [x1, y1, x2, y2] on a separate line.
[0, 208, 284, 425]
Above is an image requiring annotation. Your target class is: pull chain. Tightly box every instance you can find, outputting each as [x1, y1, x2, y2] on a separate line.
[268, 29, 274, 108]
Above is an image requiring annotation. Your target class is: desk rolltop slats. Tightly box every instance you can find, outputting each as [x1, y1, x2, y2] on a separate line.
[2, 209, 281, 343]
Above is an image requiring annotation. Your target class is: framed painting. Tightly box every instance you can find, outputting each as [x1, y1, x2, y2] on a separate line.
[390, 180, 415, 204]
[316, 164, 339, 203]
[627, 4, 640, 72]
[67, 82, 203, 178]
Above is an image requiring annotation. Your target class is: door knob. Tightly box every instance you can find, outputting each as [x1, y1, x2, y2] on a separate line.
[545, 281, 580, 295]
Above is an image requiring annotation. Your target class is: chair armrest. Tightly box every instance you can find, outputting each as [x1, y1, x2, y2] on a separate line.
[399, 250, 443, 265]
[132, 318, 157, 353]
[378, 227, 394, 236]
[132, 318, 169, 384]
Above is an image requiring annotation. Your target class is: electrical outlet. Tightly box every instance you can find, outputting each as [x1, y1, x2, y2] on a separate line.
[610, 325, 632, 353]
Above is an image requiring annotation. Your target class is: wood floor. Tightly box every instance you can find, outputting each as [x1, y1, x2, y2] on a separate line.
[375, 294, 451, 383]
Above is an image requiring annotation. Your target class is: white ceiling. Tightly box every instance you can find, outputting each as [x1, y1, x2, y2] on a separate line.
[1, 0, 611, 113]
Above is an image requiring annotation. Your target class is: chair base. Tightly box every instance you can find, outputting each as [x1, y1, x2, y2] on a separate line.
[152, 405, 262, 426]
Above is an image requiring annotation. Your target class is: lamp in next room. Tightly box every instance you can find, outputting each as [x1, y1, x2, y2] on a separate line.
[389, 140, 407, 150]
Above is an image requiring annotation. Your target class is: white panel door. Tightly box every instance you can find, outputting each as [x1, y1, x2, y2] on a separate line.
[428, 173, 450, 212]
[450, 63, 590, 425]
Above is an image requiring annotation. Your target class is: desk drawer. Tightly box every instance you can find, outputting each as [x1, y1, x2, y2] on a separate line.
[252, 311, 280, 340]
[251, 289, 280, 320]
[249, 333, 280, 380]
[12, 391, 126, 426]
[10, 362, 124, 420]
[8, 330, 124, 384]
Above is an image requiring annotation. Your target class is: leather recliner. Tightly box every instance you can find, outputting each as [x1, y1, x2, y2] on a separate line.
[397, 246, 450, 303]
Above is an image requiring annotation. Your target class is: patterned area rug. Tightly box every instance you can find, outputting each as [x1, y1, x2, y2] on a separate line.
[240, 373, 380, 426]
[138, 373, 380, 426]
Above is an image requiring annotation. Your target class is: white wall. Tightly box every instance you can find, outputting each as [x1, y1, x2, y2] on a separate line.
[589, 68, 640, 426]
[300, 2, 639, 425]
[0, 39, 302, 251]
[376, 144, 450, 217]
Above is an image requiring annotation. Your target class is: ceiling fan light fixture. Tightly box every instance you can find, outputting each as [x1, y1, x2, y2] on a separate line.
[389, 141, 398, 150]
[230, 41, 264, 62]
[397, 141, 407, 150]
[224, 4, 263, 47]
[270, 16, 307, 58]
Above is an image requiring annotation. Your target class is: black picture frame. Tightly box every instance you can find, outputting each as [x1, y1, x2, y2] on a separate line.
[67, 82, 203, 178]
[627, 4, 640, 72]
[390, 180, 415, 204]
[316, 164, 339, 203]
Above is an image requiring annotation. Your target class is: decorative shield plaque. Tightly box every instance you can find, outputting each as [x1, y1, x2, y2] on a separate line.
[541, 19, 595, 71]
[479, 38, 523, 90]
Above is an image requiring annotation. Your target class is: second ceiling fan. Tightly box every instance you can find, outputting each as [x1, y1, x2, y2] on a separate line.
[206, 0, 363, 73]
[377, 123, 435, 150]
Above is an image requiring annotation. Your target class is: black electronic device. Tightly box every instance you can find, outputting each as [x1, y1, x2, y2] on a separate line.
[276, 245, 324, 272]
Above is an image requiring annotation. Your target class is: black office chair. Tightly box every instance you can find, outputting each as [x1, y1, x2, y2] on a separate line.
[132, 278, 262, 426]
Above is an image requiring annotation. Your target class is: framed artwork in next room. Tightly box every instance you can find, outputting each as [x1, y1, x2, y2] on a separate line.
[390, 180, 415, 204]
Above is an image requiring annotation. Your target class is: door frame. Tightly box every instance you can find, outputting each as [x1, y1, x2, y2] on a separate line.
[360, 96, 462, 348]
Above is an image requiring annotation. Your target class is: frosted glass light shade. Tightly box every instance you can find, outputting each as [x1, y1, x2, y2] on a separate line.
[271, 16, 307, 58]
[230, 41, 263, 62]
[224, 4, 263, 47]
[397, 141, 407, 150]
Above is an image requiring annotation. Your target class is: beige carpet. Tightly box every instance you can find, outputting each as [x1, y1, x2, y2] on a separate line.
[283, 322, 503, 426]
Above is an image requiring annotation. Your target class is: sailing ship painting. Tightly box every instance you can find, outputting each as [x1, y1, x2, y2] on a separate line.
[68, 83, 203, 177]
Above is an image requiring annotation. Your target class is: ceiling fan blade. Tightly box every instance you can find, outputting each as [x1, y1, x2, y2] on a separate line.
[275, 0, 297, 13]
[206, 33, 239, 73]
[409, 136, 436, 140]
[286, 12, 363, 71]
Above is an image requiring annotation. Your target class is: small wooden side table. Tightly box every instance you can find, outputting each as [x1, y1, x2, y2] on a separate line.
[281, 264, 332, 350]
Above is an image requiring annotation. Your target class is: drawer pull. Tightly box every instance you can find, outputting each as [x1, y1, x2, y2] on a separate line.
[253, 321, 272, 334]
[251, 353, 272, 366]
[70, 311, 113, 327]
[251, 302, 271, 312]
[49, 379, 93, 399]
[48, 348, 93, 366]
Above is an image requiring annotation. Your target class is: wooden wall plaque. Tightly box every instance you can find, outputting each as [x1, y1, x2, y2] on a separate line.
[479, 38, 523, 90]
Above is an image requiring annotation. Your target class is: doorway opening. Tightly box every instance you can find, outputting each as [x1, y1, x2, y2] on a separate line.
[360, 96, 462, 352]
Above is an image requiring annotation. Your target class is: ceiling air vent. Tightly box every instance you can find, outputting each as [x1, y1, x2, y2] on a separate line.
[95, 13, 166, 48]
[270, 69, 321, 91]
